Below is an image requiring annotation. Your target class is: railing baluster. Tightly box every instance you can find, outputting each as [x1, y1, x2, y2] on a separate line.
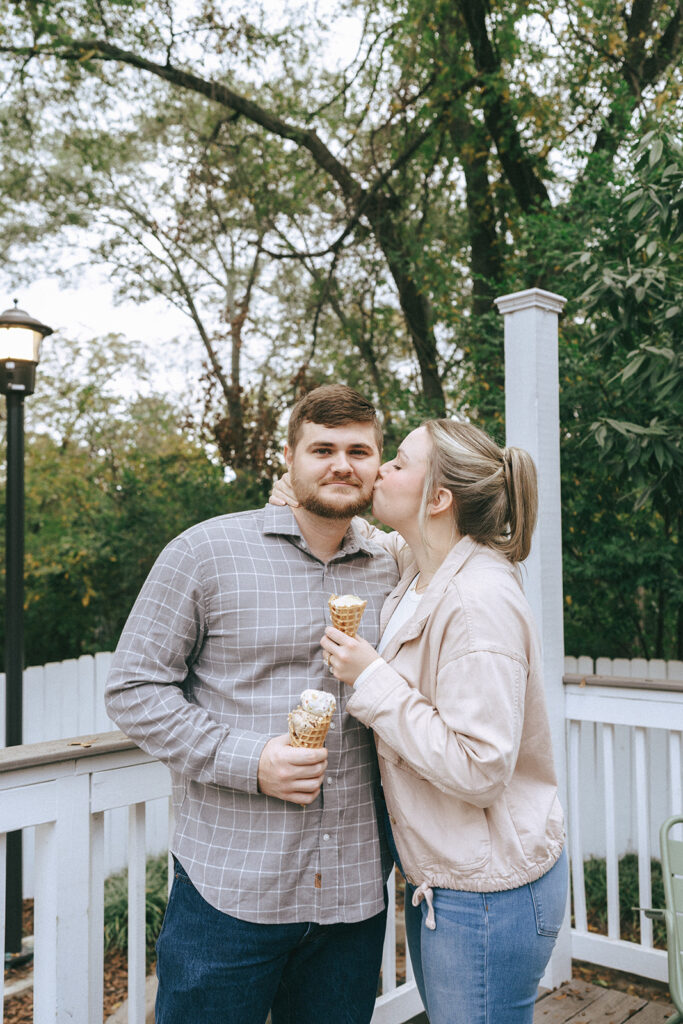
[381, 866, 397, 993]
[90, 810, 106, 1023]
[634, 726, 653, 948]
[128, 801, 148, 1024]
[568, 720, 587, 931]
[669, 731, 682, 819]
[0, 831, 6, 1012]
[33, 821, 57, 1024]
[601, 723, 620, 939]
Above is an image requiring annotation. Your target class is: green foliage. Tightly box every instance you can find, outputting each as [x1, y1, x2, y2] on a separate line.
[0, 334, 272, 666]
[103, 854, 169, 965]
[0, 1, 681, 661]
[580, 854, 666, 948]
[572, 129, 683, 515]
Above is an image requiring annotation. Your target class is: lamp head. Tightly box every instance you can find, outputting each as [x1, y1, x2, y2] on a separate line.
[0, 300, 54, 396]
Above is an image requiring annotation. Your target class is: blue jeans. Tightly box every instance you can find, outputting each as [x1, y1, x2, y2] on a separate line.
[155, 859, 387, 1024]
[404, 849, 568, 1024]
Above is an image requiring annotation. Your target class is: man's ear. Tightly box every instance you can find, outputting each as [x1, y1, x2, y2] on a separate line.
[428, 487, 453, 517]
[284, 443, 293, 468]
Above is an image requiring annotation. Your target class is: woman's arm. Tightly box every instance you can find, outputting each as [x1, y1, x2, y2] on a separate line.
[345, 649, 527, 807]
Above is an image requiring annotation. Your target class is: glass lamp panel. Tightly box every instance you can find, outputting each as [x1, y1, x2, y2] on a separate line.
[0, 326, 43, 362]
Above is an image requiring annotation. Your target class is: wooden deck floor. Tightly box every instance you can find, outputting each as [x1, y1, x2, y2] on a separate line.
[405, 978, 675, 1023]
[534, 978, 675, 1023]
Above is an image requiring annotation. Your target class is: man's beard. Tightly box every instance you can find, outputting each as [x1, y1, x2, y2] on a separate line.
[291, 473, 373, 520]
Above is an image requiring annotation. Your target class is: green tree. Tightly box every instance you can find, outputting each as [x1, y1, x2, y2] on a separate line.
[0, 334, 269, 665]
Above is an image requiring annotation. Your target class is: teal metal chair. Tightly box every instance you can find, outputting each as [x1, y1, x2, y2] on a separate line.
[641, 815, 683, 1023]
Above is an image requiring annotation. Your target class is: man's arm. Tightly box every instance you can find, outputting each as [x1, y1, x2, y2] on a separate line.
[105, 535, 326, 802]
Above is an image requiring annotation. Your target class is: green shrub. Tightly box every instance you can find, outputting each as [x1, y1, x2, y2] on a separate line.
[579, 854, 666, 946]
[103, 854, 169, 965]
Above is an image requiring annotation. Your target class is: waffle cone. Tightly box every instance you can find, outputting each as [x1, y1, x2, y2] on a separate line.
[328, 595, 367, 637]
[288, 708, 334, 748]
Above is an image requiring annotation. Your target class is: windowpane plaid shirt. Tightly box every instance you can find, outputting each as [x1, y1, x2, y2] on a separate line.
[105, 505, 399, 924]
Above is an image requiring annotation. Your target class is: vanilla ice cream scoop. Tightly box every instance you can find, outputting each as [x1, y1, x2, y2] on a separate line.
[328, 594, 367, 637]
[300, 689, 336, 717]
[331, 594, 365, 608]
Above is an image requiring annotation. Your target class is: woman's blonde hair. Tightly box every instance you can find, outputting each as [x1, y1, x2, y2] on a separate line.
[421, 420, 538, 563]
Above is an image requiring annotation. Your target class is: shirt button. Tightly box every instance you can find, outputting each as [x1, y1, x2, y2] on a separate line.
[323, 833, 331, 841]
[326, 777, 333, 785]
[329, 722, 336, 729]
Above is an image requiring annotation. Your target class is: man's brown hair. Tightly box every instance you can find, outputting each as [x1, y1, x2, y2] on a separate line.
[287, 384, 383, 451]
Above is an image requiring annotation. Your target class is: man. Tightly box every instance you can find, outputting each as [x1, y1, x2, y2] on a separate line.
[105, 385, 399, 1024]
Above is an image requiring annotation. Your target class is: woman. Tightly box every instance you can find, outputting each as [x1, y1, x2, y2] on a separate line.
[276, 419, 567, 1023]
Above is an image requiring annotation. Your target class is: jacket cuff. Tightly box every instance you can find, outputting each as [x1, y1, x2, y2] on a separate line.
[346, 661, 402, 724]
[353, 657, 385, 690]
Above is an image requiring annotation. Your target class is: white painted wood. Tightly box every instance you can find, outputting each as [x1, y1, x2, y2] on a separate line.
[0, 831, 6, 1012]
[89, 811, 106, 1024]
[596, 657, 613, 676]
[33, 820, 58, 1024]
[631, 658, 649, 677]
[577, 655, 594, 676]
[55, 772, 92, 1021]
[568, 721, 587, 931]
[371, 980, 424, 1023]
[495, 286, 571, 989]
[94, 651, 115, 733]
[634, 727, 653, 948]
[601, 723, 620, 938]
[77, 654, 96, 737]
[648, 659, 667, 679]
[669, 732, 682, 816]
[565, 686, 682, 729]
[668, 661, 683, 681]
[571, 930, 668, 982]
[0, 780, 56, 832]
[128, 802, 148, 1024]
[381, 868, 397, 993]
[91, 759, 171, 812]
[23, 664, 45, 744]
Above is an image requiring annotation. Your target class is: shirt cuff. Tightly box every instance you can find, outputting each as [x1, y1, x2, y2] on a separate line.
[354, 658, 386, 690]
[215, 730, 270, 794]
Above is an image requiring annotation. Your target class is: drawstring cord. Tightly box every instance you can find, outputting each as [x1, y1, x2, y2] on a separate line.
[412, 882, 436, 930]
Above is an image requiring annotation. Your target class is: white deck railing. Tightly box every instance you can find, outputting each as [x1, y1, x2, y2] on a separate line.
[1, 657, 682, 1021]
[565, 657, 683, 982]
[0, 733, 423, 1024]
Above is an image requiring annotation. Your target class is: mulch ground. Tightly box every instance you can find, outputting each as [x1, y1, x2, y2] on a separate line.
[3, 901, 145, 1023]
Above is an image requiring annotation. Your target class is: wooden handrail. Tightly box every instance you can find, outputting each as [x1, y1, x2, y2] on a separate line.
[563, 673, 683, 693]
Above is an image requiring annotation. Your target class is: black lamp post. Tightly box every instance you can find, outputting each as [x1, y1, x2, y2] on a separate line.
[1, 300, 53, 958]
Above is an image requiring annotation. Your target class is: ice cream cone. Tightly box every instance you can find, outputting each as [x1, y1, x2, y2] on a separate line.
[328, 594, 367, 637]
[288, 690, 336, 748]
[288, 708, 334, 748]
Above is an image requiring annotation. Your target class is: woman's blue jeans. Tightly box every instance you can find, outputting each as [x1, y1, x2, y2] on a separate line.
[155, 858, 387, 1024]
[404, 849, 568, 1024]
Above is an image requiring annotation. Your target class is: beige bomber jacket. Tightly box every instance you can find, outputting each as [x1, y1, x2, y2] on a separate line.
[347, 532, 565, 894]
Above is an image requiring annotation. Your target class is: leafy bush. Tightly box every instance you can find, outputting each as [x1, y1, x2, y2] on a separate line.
[579, 854, 666, 946]
[103, 854, 169, 966]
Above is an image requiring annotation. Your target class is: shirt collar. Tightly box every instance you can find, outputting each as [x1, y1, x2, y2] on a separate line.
[261, 504, 380, 559]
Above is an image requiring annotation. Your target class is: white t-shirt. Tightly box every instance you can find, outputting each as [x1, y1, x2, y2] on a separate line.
[354, 575, 423, 689]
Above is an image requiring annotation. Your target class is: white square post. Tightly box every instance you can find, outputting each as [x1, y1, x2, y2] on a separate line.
[494, 287, 571, 988]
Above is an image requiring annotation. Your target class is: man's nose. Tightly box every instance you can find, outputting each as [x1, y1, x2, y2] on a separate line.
[331, 452, 352, 474]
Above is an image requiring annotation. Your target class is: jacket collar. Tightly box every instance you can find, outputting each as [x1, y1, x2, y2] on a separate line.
[378, 535, 482, 662]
